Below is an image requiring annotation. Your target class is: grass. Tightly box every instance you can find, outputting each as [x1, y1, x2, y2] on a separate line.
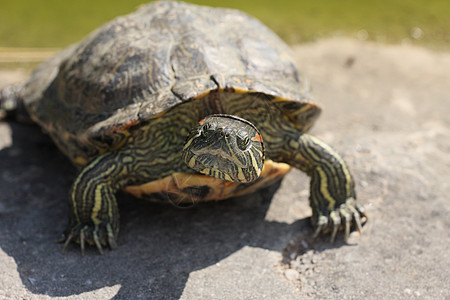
[0, 0, 448, 49]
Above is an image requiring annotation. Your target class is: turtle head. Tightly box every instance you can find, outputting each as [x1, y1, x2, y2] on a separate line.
[182, 115, 264, 183]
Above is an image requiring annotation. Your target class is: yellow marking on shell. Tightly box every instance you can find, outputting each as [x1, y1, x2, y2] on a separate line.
[148, 109, 168, 120]
[269, 96, 315, 108]
[191, 88, 212, 100]
[216, 87, 252, 94]
[123, 160, 291, 202]
[267, 97, 290, 104]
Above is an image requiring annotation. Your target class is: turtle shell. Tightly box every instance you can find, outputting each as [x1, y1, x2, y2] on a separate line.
[24, 1, 320, 166]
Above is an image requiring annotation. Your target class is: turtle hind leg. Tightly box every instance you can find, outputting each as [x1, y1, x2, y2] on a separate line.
[0, 83, 31, 122]
[283, 133, 367, 242]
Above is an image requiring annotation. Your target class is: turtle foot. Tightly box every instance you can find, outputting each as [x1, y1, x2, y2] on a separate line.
[60, 222, 117, 256]
[313, 198, 367, 243]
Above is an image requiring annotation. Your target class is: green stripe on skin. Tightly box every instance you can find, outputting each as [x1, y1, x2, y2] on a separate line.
[283, 133, 358, 240]
[65, 151, 125, 255]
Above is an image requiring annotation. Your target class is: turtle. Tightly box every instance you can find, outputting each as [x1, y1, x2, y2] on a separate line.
[0, 1, 366, 255]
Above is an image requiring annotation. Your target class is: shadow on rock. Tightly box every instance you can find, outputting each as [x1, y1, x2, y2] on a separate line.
[0, 122, 333, 299]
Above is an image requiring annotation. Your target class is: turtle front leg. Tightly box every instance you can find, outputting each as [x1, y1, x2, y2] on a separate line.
[62, 150, 131, 256]
[283, 134, 366, 242]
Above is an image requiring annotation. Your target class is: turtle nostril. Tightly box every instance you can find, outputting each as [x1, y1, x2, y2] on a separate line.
[225, 133, 230, 137]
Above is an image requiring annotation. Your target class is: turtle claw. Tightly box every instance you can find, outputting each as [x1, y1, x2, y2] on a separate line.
[353, 211, 363, 235]
[93, 230, 104, 255]
[80, 229, 86, 256]
[313, 198, 366, 243]
[107, 224, 118, 250]
[339, 205, 352, 242]
[61, 233, 74, 254]
[313, 215, 328, 239]
[329, 211, 341, 243]
[343, 212, 351, 242]
[60, 222, 118, 256]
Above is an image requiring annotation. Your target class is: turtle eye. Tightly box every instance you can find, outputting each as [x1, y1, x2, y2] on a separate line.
[237, 136, 251, 151]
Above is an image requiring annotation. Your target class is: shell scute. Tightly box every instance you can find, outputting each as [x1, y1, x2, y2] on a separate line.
[23, 1, 320, 164]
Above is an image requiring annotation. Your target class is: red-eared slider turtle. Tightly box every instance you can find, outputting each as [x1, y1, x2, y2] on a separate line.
[0, 1, 366, 255]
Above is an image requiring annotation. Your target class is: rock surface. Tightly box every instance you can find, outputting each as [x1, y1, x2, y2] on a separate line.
[0, 38, 449, 299]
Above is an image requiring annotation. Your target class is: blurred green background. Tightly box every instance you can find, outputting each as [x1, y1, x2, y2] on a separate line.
[0, 0, 448, 49]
